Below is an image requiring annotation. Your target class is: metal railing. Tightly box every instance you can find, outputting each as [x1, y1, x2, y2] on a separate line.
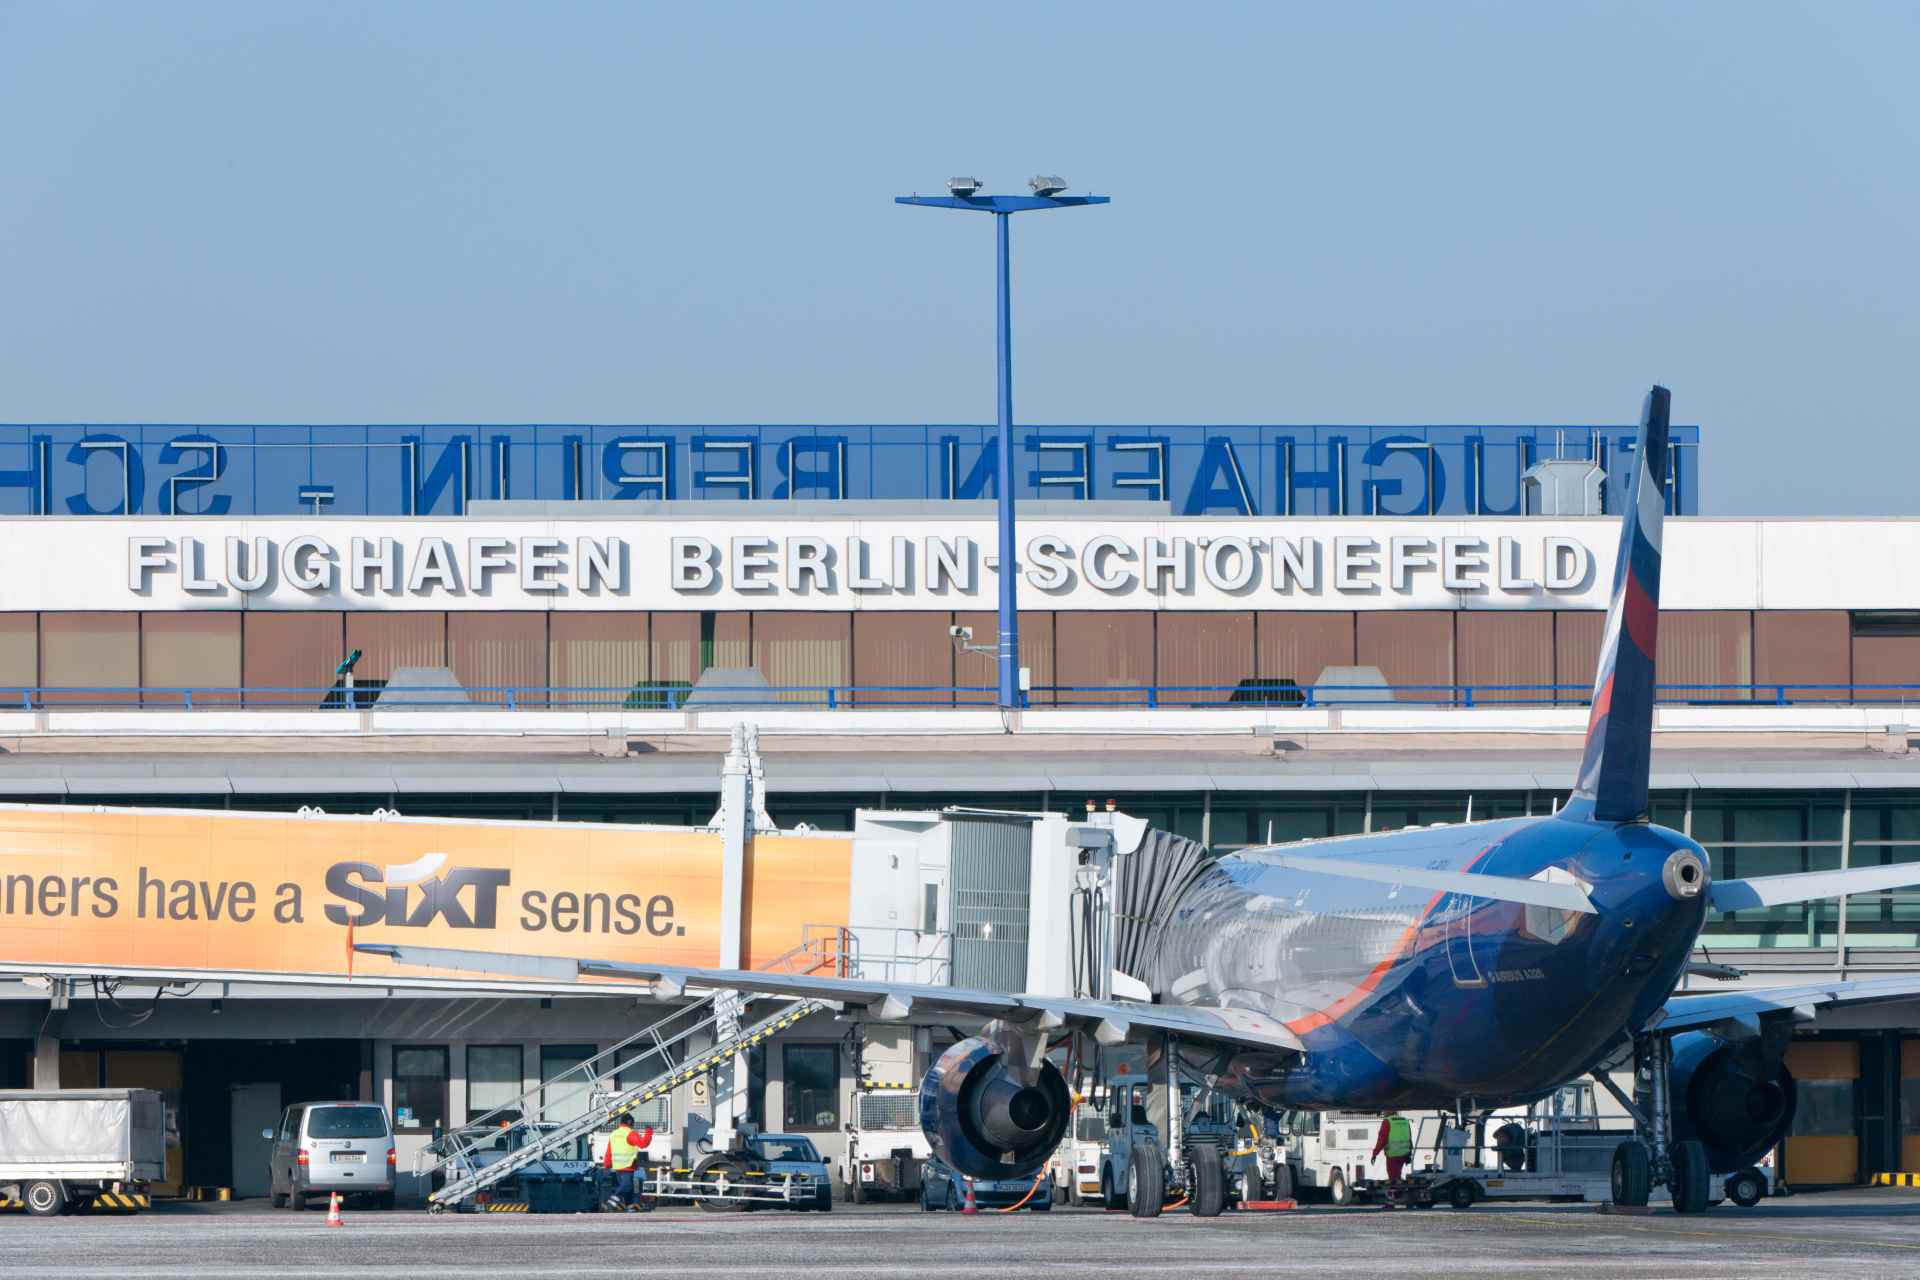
[4, 682, 1918, 711]
[419, 930, 852, 1184]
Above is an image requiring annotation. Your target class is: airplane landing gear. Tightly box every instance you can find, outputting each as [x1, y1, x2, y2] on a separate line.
[1605, 1032, 1710, 1213]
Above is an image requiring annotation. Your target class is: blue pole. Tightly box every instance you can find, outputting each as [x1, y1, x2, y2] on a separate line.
[995, 211, 1019, 709]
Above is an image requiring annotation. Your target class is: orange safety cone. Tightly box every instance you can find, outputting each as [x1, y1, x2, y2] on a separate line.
[325, 1192, 344, 1227]
[961, 1177, 979, 1215]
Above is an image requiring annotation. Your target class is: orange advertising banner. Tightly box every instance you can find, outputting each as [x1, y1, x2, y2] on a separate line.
[0, 804, 852, 980]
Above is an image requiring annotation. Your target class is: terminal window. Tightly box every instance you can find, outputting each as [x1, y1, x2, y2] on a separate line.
[393, 1046, 449, 1133]
[783, 1044, 839, 1132]
[466, 1044, 523, 1124]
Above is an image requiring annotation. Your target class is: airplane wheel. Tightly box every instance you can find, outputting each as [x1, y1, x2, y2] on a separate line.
[1611, 1140, 1650, 1208]
[1189, 1151, 1226, 1217]
[1727, 1167, 1766, 1208]
[1670, 1140, 1710, 1215]
[1327, 1167, 1353, 1206]
[1128, 1142, 1165, 1218]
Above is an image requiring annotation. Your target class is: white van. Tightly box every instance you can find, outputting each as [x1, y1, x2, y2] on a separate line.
[265, 1102, 396, 1209]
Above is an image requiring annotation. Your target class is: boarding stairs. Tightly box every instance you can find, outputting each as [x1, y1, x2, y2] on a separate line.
[420, 937, 845, 1210]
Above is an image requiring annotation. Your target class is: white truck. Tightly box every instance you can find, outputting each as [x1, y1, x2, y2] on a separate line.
[0, 1089, 167, 1216]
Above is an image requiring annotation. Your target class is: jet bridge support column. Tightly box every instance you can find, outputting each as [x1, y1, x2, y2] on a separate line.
[710, 723, 771, 1148]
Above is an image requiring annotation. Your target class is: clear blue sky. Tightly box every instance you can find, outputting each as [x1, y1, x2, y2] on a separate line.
[2, 2, 1914, 514]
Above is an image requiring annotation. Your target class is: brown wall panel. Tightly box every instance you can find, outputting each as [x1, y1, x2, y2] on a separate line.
[752, 613, 850, 703]
[1456, 612, 1553, 703]
[1555, 611, 1606, 703]
[1754, 611, 1850, 700]
[1356, 611, 1453, 700]
[242, 612, 344, 705]
[40, 613, 138, 704]
[1156, 613, 1253, 702]
[851, 612, 953, 705]
[1660, 611, 1752, 695]
[449, 612, 547, 703]
[953, 611, 1054, 704]
[0, 614, 37, 689]
[345, 612, 447, 682]
[551, 613, 649, 707]
[1053, 612, 1154, 704]
[1853, 635, 1920, 691]
[650, 612, 699, 686]
[142, 613, 241, 700]
[1255, 613, 1356, 690]
[712, 612, 751, 671]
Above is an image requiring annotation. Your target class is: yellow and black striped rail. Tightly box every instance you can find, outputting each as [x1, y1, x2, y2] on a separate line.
[479, 1201, 530, 1213]
[0, 1192, 149, 1212]
[858, 1079, 917, 1091]
[1872, 1172, 1920, 1188]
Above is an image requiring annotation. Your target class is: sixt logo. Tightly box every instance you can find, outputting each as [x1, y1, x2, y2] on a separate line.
[323, 852, 511, 929]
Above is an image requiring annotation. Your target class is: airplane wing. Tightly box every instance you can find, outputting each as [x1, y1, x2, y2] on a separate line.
[353, 942, 1304, 1054]
[1653, 973, 1920, 1034]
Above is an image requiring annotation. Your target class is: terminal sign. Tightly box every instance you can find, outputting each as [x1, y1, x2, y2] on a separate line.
[123, 527, 1596, 607]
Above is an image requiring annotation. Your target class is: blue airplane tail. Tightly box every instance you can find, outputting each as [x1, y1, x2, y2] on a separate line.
[1565, 387, 1671, 823]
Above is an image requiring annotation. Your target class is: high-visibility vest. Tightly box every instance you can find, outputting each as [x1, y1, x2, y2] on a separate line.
[1385, 1116, 1413, 1158]
[608, 1125, 642, 1171]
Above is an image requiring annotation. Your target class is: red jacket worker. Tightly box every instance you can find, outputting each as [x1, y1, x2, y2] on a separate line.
[603, 1114, 654, 1209]
[1371, 1112, 1414, 1186]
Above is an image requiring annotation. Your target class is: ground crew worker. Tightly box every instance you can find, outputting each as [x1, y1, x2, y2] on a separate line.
[603, 1113, 654, 1209]
[1371, 1110, 1414, 1188]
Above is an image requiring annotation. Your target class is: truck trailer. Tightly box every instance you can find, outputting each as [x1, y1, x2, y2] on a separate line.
[0, 1089, 167, 1217]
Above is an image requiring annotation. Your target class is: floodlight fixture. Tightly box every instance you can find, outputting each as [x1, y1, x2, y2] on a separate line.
[948, 176, 983, 196]
[1028, 175, 1068, 196]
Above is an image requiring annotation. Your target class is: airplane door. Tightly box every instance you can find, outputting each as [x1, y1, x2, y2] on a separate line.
[1446, 894, 1485, 987]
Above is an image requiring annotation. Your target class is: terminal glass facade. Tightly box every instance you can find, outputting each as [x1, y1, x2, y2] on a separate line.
[3, 606, 1915, 705]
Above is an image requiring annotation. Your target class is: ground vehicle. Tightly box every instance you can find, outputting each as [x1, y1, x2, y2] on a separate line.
[0, 1089, 165, 1217]
[745, 1134, 833, 1212]
[1411, 1087, 1774, 1210]
[1278, 1109, 1389, 1204]
[1057, 1103, 1108, 1205]
[920, 1157, 1050, 1211]
[671, 1130, 828, 1212]
[265, 1102, 396, 1209]
[846, 1092, 928, 1203]
[455, 1122, 602, 1213]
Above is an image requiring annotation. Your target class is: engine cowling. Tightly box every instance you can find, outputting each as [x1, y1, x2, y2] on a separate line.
[1669, 1030, 1796, 1174]
[918, 1036, 1071, 1180]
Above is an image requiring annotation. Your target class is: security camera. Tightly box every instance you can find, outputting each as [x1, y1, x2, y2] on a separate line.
[948, 625, 973, 640]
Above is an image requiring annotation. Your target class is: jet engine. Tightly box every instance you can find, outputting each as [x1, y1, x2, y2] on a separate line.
[918, 1036, 1072, 1180]
[1669, 1030, 1797, 1173]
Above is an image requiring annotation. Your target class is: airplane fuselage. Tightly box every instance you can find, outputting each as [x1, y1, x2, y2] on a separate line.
[1156, 812, 1709, 1110]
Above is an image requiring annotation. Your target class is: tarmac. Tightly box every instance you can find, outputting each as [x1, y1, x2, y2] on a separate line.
[5, 1191, 1920, 1279]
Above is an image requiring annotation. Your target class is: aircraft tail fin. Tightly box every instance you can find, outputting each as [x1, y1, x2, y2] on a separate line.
[1566, 386, 1671, 823]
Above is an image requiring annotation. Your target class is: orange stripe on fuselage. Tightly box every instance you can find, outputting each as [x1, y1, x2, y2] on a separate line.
[1281, 843, 1497, 1037]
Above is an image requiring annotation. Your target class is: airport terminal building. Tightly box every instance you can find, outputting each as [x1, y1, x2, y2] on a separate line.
[2, 421, 1917, 1197]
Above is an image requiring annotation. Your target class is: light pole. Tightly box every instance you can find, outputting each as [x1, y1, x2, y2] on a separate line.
[898, 177, 1110, 709]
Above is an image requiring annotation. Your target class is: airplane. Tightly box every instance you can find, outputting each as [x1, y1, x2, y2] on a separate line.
[360, 386, 1920, 1217]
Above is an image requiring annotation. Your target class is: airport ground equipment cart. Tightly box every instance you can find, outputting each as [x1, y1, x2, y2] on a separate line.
[846, 1090, 927, 1204]
[0, 1089, 166, 1217]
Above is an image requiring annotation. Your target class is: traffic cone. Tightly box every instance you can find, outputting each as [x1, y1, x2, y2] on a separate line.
[325, 1192, 344, 1227]
[961, 1178, 979, 1215]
